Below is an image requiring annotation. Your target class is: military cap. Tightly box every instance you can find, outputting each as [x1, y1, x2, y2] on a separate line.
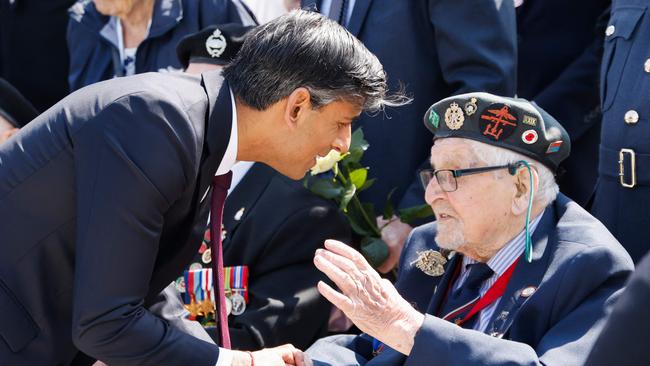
[176, 24, 255, 69]
[0, 78, 38, 128]
[423, 92, 570, 172]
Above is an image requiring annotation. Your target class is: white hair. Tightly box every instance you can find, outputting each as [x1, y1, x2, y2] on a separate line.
[464, 139, 559, 206]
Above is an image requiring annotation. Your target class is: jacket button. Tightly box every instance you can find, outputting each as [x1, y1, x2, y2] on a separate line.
[645, 59, 650, 73]
[625, 110, 639, 124]
[605, 25, 616, 36]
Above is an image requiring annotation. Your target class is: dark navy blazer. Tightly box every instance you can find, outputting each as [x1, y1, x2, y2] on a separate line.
[66, 0, 254, 91]
[591, 0, 650, 263]
[302, 0, 517, 211]
[307, 194, 633, 366]
[0, 71, 231, 365]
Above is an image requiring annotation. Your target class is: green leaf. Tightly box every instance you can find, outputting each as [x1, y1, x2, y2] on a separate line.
[339, 182, 356, 211]
[346, 128, 369, 164]
[309, 179, 343, 200]
[382, 188, 398, 219]
[360, 237, 389, 269]
[359, 178, 375, 192]
[398, 204, 434, 224]
[348, 217, 375, 237]
[349, 168, 368, 190]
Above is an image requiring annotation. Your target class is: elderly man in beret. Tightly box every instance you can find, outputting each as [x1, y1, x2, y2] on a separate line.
[306, 92, 634, 366]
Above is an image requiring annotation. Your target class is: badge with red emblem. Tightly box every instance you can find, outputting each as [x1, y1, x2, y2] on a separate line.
[521, 129, 538, 144]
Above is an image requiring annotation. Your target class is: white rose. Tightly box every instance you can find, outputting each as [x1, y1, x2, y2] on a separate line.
[310, 150, 342, 175]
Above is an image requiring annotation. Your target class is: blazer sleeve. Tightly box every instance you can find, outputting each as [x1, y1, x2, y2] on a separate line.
[224, 203, 351, 350]
[404, 244, 632, 366]
[199, 0, 258, 28]
[428, 0, 517, 97]
[70, 93, 220, 365]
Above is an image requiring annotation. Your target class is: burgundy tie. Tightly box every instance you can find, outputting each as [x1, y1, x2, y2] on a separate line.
[210, 171, 233, 348]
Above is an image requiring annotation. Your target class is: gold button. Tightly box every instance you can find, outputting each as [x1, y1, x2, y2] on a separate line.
[605, 25, 616, 36]
[645, 59, 650, 73]
[624, 110, 639, 124]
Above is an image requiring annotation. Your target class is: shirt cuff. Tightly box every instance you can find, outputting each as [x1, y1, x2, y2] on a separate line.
[216, 347, 233, 366]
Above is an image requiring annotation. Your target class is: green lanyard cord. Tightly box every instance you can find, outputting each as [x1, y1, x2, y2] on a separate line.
[516, 160, 535, 262]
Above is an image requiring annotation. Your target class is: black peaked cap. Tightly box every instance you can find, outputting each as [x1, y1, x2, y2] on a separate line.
[176, 23, 255, 69]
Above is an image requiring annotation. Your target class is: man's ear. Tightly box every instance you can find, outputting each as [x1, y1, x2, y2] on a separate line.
[284, 87, 312, 127]
[512, 166, 539, 216]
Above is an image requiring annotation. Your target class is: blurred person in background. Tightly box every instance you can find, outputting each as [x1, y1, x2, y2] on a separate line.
[0, 0, 76, 111]
[0, 77, 38, 144]
[516, 0, 609, 207]
[66, 0, 256, 91]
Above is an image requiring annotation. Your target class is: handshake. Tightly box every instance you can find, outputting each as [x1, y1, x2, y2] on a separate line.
[230, 345, 312, 366]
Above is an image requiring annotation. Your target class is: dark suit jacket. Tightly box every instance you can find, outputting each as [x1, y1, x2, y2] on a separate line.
[307, 194, 633, 366]
[209, 163, 350, 350]
[0, 71, 232, 365]
[591, 0, 650, 263]
[516, 0, 609, 205]
[584, 250, 650, 366]
[303, 0, 517, 211]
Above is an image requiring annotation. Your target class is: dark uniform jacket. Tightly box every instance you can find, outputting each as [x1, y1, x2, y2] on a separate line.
[302, 0, 517, 211]
[67, 0, 254, 91]
[307, 194, 633, 366]
[167, 163, 351, 350]
[591, 0, 650, 262]
[0, 71, 232, 365]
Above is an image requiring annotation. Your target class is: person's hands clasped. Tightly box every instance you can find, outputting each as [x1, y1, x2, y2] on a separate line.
[313, 240, 424, 355]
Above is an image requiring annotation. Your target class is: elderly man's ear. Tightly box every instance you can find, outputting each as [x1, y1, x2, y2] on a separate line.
[511, 167, 539, 216]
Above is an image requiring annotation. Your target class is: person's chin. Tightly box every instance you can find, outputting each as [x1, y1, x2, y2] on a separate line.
[435, 226, 465, 250]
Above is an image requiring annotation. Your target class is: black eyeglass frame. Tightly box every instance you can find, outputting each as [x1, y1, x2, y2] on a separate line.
[419, 162, 521, 192]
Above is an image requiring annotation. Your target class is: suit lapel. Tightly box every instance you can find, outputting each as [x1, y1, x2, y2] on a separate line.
[347, 0, 373, 36]
[222, 163, 276, 250]
[425, 253, 461, 316]
[485, 208, 557, 337]
[195, 72, 233, 205]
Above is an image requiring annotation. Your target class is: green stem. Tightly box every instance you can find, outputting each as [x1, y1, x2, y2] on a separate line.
[336, 164, 381, 238]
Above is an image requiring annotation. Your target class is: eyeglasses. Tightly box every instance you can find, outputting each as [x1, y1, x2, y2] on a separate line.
[419, 163, 520, 192]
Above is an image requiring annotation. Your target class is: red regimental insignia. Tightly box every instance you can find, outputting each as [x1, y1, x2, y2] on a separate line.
[479, 104, 519, 141]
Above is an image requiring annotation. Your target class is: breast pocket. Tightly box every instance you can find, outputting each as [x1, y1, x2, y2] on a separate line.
[600, 6, 647, 112]
[0, 278, 39, 352]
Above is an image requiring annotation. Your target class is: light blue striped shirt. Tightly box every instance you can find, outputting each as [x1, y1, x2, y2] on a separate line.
[452, 211, 544, 332]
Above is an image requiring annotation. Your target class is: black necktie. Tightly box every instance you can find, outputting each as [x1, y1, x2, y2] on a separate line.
[328, 0, 348, 25]
[210, 171, 232, 348]
[440, 262, 493, 329]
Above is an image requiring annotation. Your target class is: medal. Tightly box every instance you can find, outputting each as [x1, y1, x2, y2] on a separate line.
[230, 292, 246, 316]
[410, 250, 447, 276]
[225, 296, 232, 316]
[464, 97, 478, 116]
[202, 248, 212, 264]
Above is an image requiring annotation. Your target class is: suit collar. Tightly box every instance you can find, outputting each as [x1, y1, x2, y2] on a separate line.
[195, 71, 233, 203]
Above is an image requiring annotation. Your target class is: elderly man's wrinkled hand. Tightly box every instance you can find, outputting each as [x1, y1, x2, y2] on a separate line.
[313, 240, 424, 355]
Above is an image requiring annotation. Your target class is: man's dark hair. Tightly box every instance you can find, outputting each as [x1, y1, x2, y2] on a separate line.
[223, 10, 398, 112]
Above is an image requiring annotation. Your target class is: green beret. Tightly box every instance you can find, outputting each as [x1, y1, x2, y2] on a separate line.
[423, 92, 570, 172]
